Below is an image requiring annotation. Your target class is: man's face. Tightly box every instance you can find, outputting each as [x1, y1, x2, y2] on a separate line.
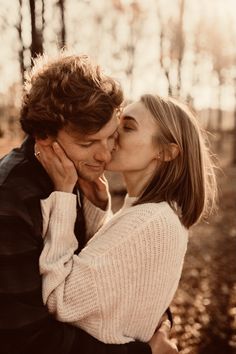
[56, 114, 118, 181]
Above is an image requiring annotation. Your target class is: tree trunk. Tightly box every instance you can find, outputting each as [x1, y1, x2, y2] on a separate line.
[233, 79, 236, 165]
[176, 0, 185, 96]
[126, 27, 135, 97]
[157, 7, 173, 96]
[217, 82, 223, 131]
[29, 0, 43, 61]
[17, 0, 25, 84]
[42, 0, 45, 37]
[58, 0, 66, 48]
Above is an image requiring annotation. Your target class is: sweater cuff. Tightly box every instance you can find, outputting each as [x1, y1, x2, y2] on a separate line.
[126, 342, 152, 354]
[83, 194, 111, 221]
[83, 195, 113, 238]
[46, 191, 76, 216]
[41, 191, 77, 241]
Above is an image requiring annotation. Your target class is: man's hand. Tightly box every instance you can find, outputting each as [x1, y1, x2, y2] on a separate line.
[148, 320, 178, 354]
[78, 174, 110, 210]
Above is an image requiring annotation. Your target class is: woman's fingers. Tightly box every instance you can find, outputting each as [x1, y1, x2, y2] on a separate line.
[93, 175, 109, 191]
[53, 142, 78, 177]
[35, 143, 59, 167]
[35, 143, 62, 178]
[35, 143, 52, 164]
[34, 142, 77, 193]
[36, 141, 72, 171]
[158, 320, 172, 337]
[52, 142, 68, 163]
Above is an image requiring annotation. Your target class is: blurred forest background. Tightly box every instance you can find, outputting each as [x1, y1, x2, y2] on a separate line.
[0, 0, 235, 353]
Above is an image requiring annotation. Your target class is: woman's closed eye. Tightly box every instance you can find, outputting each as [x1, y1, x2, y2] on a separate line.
[120, 115, 138, 132]
[123, 125, 135, 131]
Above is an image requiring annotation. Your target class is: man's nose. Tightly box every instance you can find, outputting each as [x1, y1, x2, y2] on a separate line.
[94, 143, 112, 163]
[109, 134, 118, 152]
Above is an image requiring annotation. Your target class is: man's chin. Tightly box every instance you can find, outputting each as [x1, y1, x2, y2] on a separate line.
[79, 170, 104, 182]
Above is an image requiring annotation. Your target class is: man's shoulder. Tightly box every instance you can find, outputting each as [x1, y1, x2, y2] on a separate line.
[0, 138, 52, 199]
[0, 143, 50, 229]
[0, 154, 38, 228]
[0, 146, 28, 186]
[0, 147, 38, 206]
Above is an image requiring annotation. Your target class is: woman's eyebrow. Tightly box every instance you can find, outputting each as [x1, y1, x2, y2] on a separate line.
[122, 115, 138, 125]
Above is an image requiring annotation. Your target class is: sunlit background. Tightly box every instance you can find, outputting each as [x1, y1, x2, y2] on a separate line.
[0, 0, 236, 113]
[0, 1, 236, 353]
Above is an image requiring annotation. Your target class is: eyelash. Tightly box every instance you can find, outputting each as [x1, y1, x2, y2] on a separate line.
[80, 142, 93, 148]
[123, 126, 133, 131]
[79, 131, 119, 147]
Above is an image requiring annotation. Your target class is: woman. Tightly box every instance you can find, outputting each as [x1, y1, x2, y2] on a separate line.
[38, 94, 217, 344]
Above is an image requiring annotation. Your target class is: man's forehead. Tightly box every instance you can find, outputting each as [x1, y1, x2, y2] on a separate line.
[88, 115, 118, 140]
[67, 114, 118, 141]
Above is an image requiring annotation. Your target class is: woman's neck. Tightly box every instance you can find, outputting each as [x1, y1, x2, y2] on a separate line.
[122, 171, 154, 197]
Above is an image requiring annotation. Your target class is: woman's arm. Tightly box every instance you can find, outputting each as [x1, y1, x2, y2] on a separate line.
[40, 191, 102, 327]
[40, 193, 187, 343]
[83, 192, 113, 241]
[36, 141, 113, 241]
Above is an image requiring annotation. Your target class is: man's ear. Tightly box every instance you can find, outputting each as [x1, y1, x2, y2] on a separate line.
[35, 137, 54, 146]
[163, 143, 180, 162]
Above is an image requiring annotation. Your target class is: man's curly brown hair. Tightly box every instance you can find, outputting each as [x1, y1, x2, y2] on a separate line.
[20, 53, 123, 139]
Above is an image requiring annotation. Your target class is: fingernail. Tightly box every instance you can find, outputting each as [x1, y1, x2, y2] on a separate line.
[53, 142, 59, 148]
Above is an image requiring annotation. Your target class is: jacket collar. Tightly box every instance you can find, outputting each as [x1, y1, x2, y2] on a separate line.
[21, 136, 54, 199]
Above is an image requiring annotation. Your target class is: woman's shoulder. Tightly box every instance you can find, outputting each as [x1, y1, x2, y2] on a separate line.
[112, 202, 188, 257]
[122, 200, 180, 223]
[85, 201, 185, 251]
[101, 200, 184, 235]
[81, 201, 187, 263]
[112, 201, 188, 248]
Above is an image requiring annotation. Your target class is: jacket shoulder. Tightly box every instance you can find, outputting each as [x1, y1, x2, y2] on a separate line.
[0, 147, 27, 186]
[0, 148, 42, 230]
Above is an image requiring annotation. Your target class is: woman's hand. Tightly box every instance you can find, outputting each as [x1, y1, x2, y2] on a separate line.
[148, 320, 178, 354]
[78, 175, 109, 210]
[35, 141, 78, 193]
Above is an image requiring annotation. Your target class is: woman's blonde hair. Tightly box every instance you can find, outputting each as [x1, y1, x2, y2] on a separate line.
[134, 94, 218, 229]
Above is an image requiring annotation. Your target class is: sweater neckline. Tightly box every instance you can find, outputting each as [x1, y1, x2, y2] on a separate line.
[122, 194, 138, 209]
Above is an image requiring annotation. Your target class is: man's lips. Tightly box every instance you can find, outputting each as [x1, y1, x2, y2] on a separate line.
[85, 164, 105, 171]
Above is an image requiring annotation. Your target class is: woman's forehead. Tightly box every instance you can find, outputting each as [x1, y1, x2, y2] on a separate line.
[123, 101, 155, 126]
[123, 101, 143, 116]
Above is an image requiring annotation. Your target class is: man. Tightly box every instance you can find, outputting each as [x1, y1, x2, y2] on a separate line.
[0, 54, 178, 354]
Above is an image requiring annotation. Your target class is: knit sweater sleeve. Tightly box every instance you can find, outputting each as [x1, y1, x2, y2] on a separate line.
[83, 195, 113, 241]
[40, 192, 187, 344]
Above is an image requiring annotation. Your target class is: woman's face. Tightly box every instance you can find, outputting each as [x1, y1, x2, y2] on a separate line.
[106, 101, 160, 175]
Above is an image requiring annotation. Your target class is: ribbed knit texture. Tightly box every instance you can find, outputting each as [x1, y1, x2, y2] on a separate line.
[82, 192, 113, 242]
[40, 192, 188, 344]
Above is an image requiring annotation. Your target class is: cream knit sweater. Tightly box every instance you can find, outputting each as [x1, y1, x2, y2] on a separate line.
[40, 192, 188, 344]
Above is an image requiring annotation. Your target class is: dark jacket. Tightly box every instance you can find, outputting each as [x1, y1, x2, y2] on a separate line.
[0, 137, 150, 354]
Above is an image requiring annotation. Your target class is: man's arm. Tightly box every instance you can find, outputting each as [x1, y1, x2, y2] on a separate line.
[68, 321, 178, 354]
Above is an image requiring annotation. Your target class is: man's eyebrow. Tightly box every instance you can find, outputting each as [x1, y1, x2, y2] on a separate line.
[74, 127, 118, 142]
[71, 135, 94, 143]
